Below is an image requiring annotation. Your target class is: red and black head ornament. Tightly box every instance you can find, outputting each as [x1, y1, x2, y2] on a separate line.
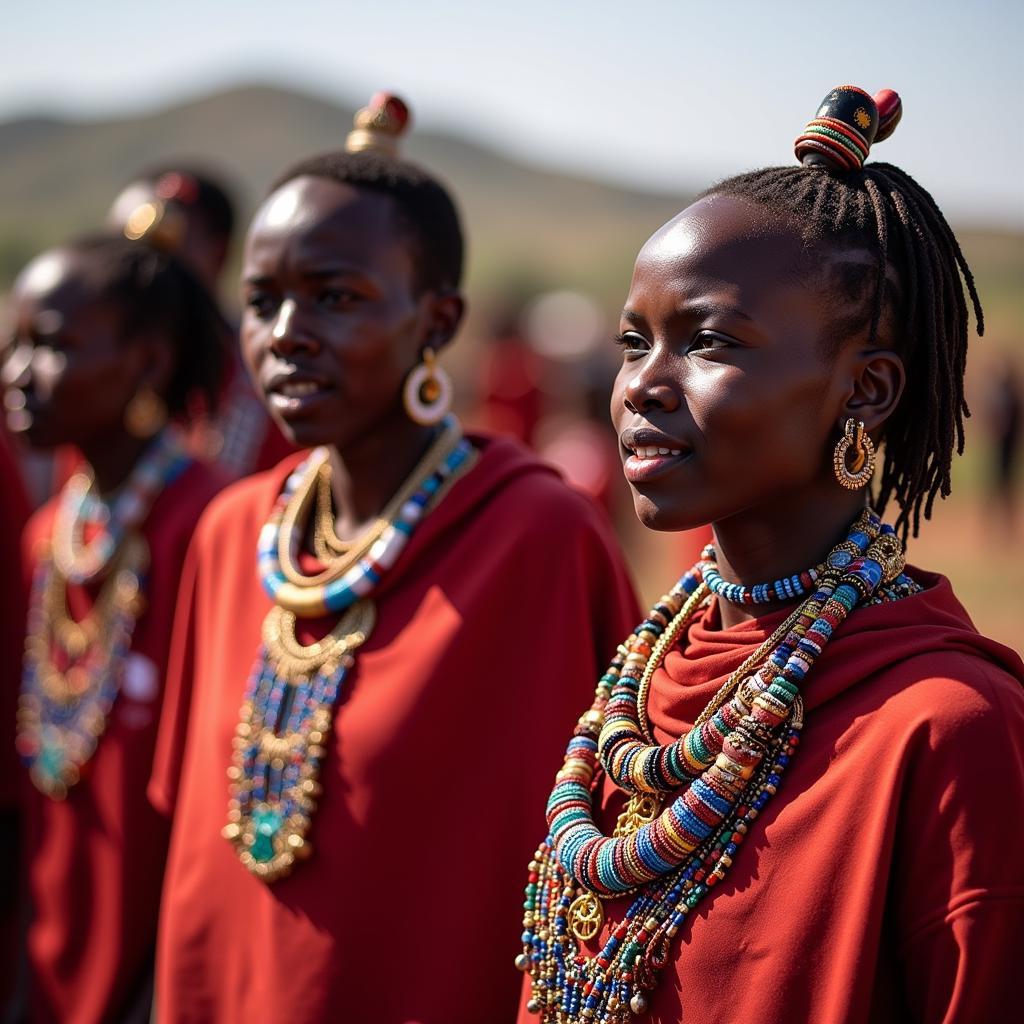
[794, 85, 902, 172]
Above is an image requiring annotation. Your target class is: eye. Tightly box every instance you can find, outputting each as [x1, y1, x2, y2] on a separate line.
[245, 290, 277, 320]
[688, 330, 734, 354]
[613, 331, 650, 358]
[318, 286, 360, 309]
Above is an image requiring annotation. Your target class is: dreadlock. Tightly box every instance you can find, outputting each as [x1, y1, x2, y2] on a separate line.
[700, 161, 983, 542]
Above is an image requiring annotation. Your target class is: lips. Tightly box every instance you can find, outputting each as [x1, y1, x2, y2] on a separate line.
[619, 426, 693, 484]
[263, 368, 333, 418]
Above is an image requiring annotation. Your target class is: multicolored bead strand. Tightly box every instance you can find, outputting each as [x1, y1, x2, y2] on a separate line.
[257, 417, 472, 617]
[519, 510, 911, 1020]
[698, 544, 821, 606]
[17, 429, 191, 798]
[224, 420, 477, 881]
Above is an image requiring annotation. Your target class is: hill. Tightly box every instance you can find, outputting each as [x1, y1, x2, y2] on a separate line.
[0, 83, 691, 303]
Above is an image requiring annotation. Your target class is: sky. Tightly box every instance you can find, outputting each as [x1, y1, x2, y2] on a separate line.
[3, 0, 1023, 226]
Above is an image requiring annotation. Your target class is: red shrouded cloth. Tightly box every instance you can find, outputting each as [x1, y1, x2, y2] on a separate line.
[517, 570, 1024, 1023]
[150, 434, 640, 1023]
[20, 461, 226, 1024]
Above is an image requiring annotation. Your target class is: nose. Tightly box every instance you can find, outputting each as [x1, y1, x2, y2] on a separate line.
[269, 298, 319, 355]
[620, 351, 681, 416]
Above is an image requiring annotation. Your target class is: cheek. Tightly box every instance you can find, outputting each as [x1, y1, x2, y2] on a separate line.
[691, 362, 831, 475]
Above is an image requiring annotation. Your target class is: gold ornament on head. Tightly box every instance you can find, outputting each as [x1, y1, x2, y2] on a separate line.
[122, 199, 186, 252]
[345, 91, 411, 158]
[833, 417, 876, 490]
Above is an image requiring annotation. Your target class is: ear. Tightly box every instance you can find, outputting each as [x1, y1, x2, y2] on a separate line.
[421, 289, 466, 355]
[130, 328, 177, 398]
[838, 346, 906, 437]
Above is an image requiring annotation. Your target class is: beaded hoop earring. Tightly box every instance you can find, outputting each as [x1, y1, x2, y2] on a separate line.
[833, 417, 876, 489]
[402, 347, 452, 426]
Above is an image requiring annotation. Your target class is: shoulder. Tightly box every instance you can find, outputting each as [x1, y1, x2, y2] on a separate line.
[465, 433, 616, 544]
[191, 452, 305, 552]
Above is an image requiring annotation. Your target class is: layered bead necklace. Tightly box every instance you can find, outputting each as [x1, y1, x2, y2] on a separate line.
[17, 429, 191, 799]
[223, 416, 476, 881]
[518, 509, 915, 1020]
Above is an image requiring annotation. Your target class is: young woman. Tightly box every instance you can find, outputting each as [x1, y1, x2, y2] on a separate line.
[107, 165, 295, 478]
[3, 233, 227, 1023]
[516, 86, 1024, 1022]
[149, 93, 638, 1023]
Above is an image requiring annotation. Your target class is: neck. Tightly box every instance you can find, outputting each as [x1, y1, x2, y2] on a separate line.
[327, 417, 441, 537]
[710, 484, 867, 629]
[78, 433, 154, 496]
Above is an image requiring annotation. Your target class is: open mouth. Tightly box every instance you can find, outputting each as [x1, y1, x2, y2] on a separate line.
[620, 430, 693, 483]
[264, 373, 333, 417]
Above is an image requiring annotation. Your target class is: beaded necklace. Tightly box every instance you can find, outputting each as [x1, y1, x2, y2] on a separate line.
[16, 429, 191, 799]
[518, 510, 913, 1020]
[223, 417, 476, 881]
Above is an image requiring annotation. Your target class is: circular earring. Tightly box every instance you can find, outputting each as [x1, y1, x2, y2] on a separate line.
[124, 388, 168, 439]
[833, 417, 876, 490]
[402, 347, 452, 426]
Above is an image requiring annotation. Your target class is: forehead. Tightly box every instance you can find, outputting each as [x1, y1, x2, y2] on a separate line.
[244, 176, 410, 272]
[15, 250, 91, 307]
[635, 194, 808, 293]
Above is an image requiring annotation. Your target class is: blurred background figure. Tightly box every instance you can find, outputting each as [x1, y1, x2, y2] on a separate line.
[2, 232, 227, 1024]
[0, 424, 31, 1016]
[107, 165, 294, 479]
[987, 357, 1023, 536]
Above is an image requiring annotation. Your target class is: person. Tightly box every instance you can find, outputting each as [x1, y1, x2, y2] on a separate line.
[149, 92, 638, 1024]
[108, 165, 295, 478]
[0, 426, 31, 1011]
[2, 232, 228, 1023]
[516, 86, 1024, 1023]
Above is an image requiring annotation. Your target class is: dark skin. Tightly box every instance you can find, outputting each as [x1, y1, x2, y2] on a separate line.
[3, 249, 175, 493]
[240, 175, 464, 538]
[613, 194, 905, 628]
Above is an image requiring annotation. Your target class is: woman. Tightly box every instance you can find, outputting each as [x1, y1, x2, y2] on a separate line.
[516, 87, 1024, 1022]
[3, 233, 227, 1023]
[150, 93, 638, 1023]
[107, 165, 295, 478]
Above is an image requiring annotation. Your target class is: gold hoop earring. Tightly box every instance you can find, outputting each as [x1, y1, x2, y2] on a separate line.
[402, 347, 452, 426]
[124, 388, 168, 439]
[833, 417, 876, 490]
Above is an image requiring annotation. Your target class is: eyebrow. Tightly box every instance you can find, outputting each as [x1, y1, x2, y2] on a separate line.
[241, 266, 369, 286]
[621, 302, 753, 325]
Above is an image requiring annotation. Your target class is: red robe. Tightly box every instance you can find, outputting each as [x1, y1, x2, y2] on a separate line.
[0, 429, 31, 1009]
[517, 569, 1024, 1023]
[21, 461, 226, 1024]
[150, 434, 640, 1024]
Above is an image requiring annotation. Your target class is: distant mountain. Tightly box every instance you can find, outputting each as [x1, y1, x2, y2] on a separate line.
[0, 83, 690, 302]
[1, 83, 1020, 346]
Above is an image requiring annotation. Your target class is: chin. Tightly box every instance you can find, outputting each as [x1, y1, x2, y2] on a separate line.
[631, 491, 711, 534]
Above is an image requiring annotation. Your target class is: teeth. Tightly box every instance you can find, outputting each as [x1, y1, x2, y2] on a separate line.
[279, 381, 319, 397]
[632, 445, 683, 459]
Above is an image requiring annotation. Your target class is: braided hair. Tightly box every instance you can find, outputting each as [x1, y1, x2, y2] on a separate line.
[66, 233, 227, 416]
[700, 150, 982, 542]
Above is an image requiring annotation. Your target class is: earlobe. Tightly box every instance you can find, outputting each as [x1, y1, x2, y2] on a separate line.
[841, 348, 906, 434]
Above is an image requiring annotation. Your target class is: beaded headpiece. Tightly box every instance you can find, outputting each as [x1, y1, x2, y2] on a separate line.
[119, 170, 203, 252]
[794, 85, 902, 172]
[121, 198, 186, 252]
[344, 91, 411, 158]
